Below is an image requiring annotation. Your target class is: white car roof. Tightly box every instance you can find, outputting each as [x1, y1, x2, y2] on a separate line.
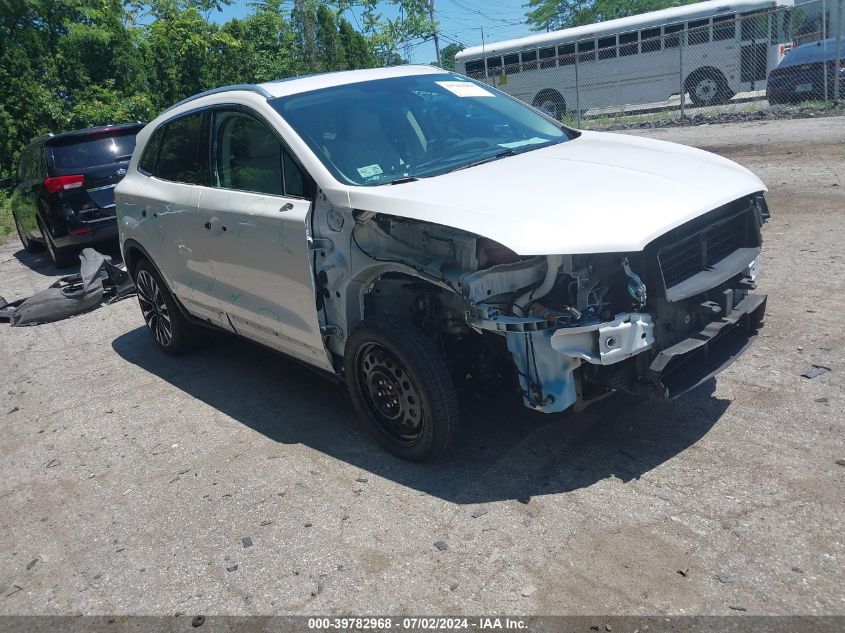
[257, 65, 444, 99]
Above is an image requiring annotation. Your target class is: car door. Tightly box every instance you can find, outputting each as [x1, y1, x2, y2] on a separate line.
[135, 111, 226, 327]
[198, 106, 333, 371]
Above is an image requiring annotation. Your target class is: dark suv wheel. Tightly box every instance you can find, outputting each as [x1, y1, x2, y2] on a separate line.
[134, 258, 197, 354]
[13, 213, 40, 253]
[345, 317, 459, 461]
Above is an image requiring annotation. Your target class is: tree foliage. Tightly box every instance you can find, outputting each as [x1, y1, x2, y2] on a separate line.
[0, 0, 434, 178]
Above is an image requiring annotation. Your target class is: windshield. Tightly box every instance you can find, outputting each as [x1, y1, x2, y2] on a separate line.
[270, 73, 574, 186]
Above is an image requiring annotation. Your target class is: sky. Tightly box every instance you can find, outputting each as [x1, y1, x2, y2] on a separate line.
[209, 0, 537, 64]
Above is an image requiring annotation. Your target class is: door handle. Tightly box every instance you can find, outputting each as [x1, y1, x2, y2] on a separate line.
[279, 202, 294, 213]
[204, 221, 211, 230]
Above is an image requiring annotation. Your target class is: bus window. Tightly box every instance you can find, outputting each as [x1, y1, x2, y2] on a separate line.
[487, 56, 503, 75]
[577, 40, 596, 62]
[619, 31, 638, 56]
[770, 11, 791, 45]
[740, 12, 768, 41]
[539, 46, 556, 69]
[664, 23, 683, 48]
[503, 53, 520, 73]
[641, 27, 661, 53]
[713, 14, 735, 41]
[688, 19, 710, 45]
[521, 50, 538, 71]
[465, 60, 484, 77]
[558, 43, 575, 65]
[598, 36, 617, 59]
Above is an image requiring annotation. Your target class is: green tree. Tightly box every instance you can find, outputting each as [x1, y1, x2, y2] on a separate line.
[433, 42, 464, 70]
[315, 5, 345, 71]
[338, 17, 374, 69]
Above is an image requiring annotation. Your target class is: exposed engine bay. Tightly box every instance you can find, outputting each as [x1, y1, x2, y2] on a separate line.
[313, 192, 769, 414]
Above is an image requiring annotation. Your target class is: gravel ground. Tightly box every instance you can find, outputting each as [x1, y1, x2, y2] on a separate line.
[0, 116, 843, 617]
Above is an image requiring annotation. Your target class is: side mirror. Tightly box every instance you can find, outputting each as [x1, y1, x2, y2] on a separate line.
[0, 177, 15, 191]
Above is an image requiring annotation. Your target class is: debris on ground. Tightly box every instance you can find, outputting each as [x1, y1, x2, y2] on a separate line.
[470, 509, 488, 518]
[434, 541, 447, 551]
[520, 584, 537, 597]
[355, 477, 368, 483]
[0, 249, 134, 327]
[728, 605, 748, 612]
[835, 459, 845, 467]
[226, 564, 238, 572]
[801, 365, 830, 379]
[26, 558, 39, 571]
[714, 573, 732, 584]
[242, 537, 253, 548]
[677, 569, 688, 577]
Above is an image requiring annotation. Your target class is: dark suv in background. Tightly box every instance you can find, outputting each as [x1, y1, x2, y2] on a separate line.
[6, 123, 144, 267]
[767, 37, 845, 104]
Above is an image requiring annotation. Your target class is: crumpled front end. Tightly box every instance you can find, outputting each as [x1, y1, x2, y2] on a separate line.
[464, 193, 769, 413]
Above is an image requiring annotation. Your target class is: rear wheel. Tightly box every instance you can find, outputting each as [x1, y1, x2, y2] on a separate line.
[14, 213, 40, 253]
[687, 70, 732, 107]
[38, 218, 76, 268]
[345, 317, 458, 461]
[134, 259, 197, 354]
[532, 89, 567, 120]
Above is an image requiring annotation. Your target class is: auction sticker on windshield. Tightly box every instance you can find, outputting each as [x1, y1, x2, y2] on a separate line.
[436, 81, 494, 97]
[357, 164, 384, 179]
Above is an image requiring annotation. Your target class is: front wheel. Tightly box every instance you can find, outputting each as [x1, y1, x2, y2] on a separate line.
[345, 317, 459, 461]
[134, 259, 197, 354]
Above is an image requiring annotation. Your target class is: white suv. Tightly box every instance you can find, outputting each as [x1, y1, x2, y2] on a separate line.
[116, 65, 768, 461]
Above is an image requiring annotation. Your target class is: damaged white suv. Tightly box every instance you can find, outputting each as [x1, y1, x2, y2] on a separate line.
[116, 65, 768, 460]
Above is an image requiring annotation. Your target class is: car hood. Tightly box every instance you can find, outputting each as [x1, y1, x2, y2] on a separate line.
[344, 130, 766, 256]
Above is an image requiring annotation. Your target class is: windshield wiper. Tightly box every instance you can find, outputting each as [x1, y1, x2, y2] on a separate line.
[452, 149, 516, 173]
[387, 176, 418, 185]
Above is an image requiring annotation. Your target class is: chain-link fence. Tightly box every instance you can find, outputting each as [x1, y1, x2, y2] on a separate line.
[462, 0, 843, 128]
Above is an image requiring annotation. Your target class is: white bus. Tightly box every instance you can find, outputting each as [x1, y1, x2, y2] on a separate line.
[454, 0, 795, 117]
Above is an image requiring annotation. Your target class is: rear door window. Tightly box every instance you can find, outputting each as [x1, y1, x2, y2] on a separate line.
[51, 133, 137, 169]
[157, 112, 208, 185]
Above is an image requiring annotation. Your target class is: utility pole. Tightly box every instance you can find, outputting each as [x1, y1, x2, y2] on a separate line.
[428, 0, 442, 67]
[834, 0, 844, 101]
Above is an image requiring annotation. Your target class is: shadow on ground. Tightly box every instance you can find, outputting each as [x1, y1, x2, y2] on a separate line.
[113, 326, 729, 504]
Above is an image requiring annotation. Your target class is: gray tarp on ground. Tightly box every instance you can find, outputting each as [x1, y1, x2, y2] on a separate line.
[0, 248, 135, 326]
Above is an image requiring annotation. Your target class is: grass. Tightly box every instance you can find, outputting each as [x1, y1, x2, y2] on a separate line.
[0, 193, 15, 245]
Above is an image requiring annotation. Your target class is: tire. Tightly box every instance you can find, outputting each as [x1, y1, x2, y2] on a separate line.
[38, 217, 76, 268]
[687, 70, 732, 107]
[134, 258, 197, 354]
[13, 213, 40, 253]
[345, 316, 459, 461]
[532, 89, 566, 120]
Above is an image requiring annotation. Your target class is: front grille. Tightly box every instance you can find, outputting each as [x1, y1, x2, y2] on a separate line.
[657, 205, 756, 291]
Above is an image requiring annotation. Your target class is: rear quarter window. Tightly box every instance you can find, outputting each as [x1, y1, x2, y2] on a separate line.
[51, 133, 137, 169]
[138, 127, 164, 175]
